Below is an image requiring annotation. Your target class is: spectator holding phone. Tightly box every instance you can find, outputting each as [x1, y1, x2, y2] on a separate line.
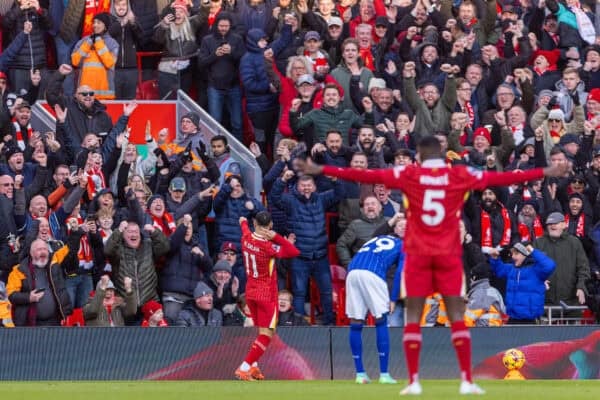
[6, 239, 73, 326]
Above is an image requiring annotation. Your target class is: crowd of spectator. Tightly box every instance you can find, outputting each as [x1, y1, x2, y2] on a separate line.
[0, 0, 600, 328]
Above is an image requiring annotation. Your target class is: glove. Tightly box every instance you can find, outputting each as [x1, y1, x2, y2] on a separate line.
[547, 96, 558, 109]
[181, 143, 192, 162]
[570, 92, 580, 106]
[153, 147, 170, 168]
[197, 140, 207, 156]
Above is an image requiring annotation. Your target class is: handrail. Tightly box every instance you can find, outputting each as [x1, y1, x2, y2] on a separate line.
[176, 90, 262, 200]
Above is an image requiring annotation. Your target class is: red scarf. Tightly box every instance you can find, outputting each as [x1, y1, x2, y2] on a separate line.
[83, 0, 111, 37]
[518, 217, 543, 241]
[87, 167, 106, 199]
[359, 48, 375, 71]
[480, 206, 512, 247]
[565, 213, 585, 237]
[549, 130, 562, 143]
[149, 212, 176, 236]
[68, 216, 93, 269]
[12, 118, 31, 150]
[142, 319, 169, 327]
[464, 101, 474, 128]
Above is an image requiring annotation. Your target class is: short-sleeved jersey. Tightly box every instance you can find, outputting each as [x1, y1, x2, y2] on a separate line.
[349, 235, 403, 281]
[323, 161, 544, 256]
[240, 220, 300, 302]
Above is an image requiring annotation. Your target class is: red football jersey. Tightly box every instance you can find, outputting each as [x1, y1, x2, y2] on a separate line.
[240, 220, 300, 302]
[323, 161, 544, 256]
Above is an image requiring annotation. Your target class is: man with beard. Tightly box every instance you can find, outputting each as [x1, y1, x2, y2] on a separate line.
[351, 125, 385, 169]
[470, 187, 518, 253]
[516, 200, 544, 242]
[6, 238, 73, 326]
[534, 212, 590, 309]
[402, 61, 457, 143]
[565, 192, 592, 254]
[46, 64, 114, 149]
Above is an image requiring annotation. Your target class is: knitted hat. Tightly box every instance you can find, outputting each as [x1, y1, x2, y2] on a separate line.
[538, 89, 554, 99]
[559, 133, 581, 146]
[3, 144, 23, 160]
[569, 192, 585, 201]
[470, 262, 491, 281]
[548, 109, 565, 121]
[368, 78, 386, 93]
[213, 260, 232, 274]
[93, 12, 112, 30]
[588, 88, 600, 104]
[193, 281, 213, 298]
[146, 194, 163, 209]
[141, 300, 163, 320]
[520, 199, 539, 214]
[473, 127, 491, 144]
[530, 49, 560, 67]
[181, 112, 200, 128]
[375, 16, 388, 27]
[304, 31, 320, 41]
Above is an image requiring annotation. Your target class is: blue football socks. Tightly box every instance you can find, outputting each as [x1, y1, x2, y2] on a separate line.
[349, 323, 364, 373]
[375, 315, 390, 374]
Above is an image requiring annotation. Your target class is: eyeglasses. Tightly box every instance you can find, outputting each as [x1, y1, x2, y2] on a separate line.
[572, 179, 585, 184]
[1, 183, 14, 187]
[548, 119, 562, 123]
[78, 91, 95, 97]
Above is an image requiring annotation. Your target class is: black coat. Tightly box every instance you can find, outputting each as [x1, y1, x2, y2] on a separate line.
[108, 18, 144, 69]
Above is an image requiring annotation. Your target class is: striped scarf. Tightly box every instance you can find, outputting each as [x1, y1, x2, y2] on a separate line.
[518, 217, 543, 242]
[149, 212, 176, 236]
[480, 205, 511, 248]
[12, 118, 31, 150]
[565, 213, 585, 237]
[68, 216, 93, 270]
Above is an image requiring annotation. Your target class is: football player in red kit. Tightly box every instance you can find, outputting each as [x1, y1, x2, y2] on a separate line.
[307, 136, 566, 394]
[235, 211, 300, 381]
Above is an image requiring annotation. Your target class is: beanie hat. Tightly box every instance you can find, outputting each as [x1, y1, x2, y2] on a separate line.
[470, 262, 491, 281]
[529, 49, 560, 67]
[548, 108, 565, 121]
[3, 144, 23, 160]
[520, 198, 539, 214]
[93, 12, 112, 30]
[181, 112, 200, 128]
[473, 127, 491, 144]
[588, 88, 600, 104]
[559, 133, 581, 146]
[146, 194, 163, 210]
[213, 260, 232, 274]
[141, 300, 163, 320]
[193, 281, 213, 298]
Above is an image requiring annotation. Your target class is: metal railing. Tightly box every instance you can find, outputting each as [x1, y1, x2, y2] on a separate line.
[541, 302, 595, 325]
[176, 90, 262, 200]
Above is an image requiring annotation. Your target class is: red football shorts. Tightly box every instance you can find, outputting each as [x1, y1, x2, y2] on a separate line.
[402, 254, 466, 297]
[246, 298, 278, 329]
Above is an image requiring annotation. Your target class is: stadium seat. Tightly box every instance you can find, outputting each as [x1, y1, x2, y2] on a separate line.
[310, 264, 349, 325]
[62, 308, 85, 327]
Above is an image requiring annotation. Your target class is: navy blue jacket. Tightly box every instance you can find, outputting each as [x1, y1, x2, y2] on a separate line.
[489, 249, 556, 320]
[269, 178, 344, 259]
[160, 225, 213, 297]
[239, 25, 291, 114]
[213, 182, 265, 251]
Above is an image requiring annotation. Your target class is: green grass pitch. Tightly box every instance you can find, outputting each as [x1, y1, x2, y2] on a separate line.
[0, 380, 596, 400]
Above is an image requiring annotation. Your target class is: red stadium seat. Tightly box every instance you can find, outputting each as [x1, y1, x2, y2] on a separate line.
[62, 308, 85, 327]
[310, 264, 349, 325]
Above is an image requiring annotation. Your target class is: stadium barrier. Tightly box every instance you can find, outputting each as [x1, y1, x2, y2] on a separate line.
[0, 326, 597, 380]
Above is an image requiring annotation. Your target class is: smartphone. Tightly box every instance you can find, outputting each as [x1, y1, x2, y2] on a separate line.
[86, 213, 97, 222]
[69, 165, 78, 175]
[35, 288, 46, 293]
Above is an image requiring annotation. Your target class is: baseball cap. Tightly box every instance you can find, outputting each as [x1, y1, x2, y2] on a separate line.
[304, 31, 320, 42]
[502, 5, 517, 14]
[296, 74, 315, 86]
[16, 100, 31, 110]
[220, 241, 237, 253]
[375, 16, 388, 27]
[593, 148, 600, 158]
[328, 17, 342, 27]
[169, 177, 186, 192]
[546, 212, 565, 225]
[368, 78, 386, 92]
[511, 242, 532, 257]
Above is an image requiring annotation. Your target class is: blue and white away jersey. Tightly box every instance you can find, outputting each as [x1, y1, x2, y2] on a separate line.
[348, 235, 403, 282]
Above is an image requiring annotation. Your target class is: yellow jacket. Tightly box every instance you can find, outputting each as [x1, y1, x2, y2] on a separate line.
[71, 35, 118, 100]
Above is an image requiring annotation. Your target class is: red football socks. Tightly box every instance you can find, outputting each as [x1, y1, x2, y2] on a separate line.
[403, 323, 422, 383]
[244, 334, 272, 366]
[451, 321, 472, 383]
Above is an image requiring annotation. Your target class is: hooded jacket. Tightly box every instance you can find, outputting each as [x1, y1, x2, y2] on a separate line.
[240, 25, 292, 113]
[108, 1, 144, 69]
[4, 4, 51, 69]
[198, 12, 246, 89]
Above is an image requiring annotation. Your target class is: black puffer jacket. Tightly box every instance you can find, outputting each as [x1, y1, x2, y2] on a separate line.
[45, 71, 114, 149]
[108, 13, 144, 69]
[4, 4, 51, 69]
